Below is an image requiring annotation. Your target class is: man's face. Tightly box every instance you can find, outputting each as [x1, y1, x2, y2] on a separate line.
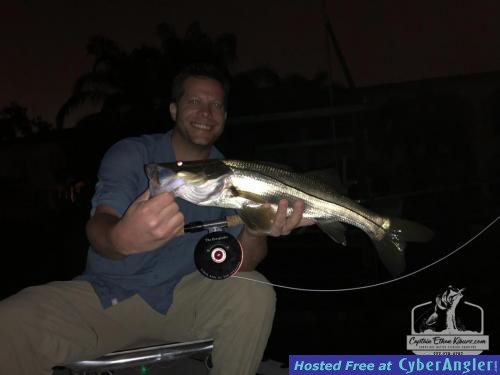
[170, 77, 227, 147]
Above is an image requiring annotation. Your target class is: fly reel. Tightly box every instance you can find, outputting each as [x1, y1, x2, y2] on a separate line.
[185, 218, 243, 280]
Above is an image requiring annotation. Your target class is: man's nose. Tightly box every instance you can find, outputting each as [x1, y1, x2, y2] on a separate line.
[199, 102, 211, 117]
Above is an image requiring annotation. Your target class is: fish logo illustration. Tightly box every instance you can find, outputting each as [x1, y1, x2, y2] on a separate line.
[417, 286, 467, 333]
[407, 286, 489, 355]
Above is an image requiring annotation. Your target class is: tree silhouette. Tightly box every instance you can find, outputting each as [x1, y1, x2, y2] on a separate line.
[56, 22, 237, 137]
[0, 102, 53, 141]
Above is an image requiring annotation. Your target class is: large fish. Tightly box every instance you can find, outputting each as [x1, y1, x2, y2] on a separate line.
[145, 159, 433, 276]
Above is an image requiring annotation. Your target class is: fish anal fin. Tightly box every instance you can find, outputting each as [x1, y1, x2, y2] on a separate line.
[239, 205, 275, 233]
[317, 220, 347, 245]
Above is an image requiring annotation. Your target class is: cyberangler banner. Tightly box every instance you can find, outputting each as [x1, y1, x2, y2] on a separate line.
[289, 355, 499, 375]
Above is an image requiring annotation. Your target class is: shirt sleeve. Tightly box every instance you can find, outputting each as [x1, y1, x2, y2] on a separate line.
[90, 138, 149, 217]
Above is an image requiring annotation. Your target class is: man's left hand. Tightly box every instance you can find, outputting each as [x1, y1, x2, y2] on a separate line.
[268, 199, 314, 237]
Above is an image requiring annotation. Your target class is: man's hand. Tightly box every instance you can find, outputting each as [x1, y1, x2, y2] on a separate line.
[237, 199, 314, 272]
[268, 199, 314, 237]
[87, 190, 184, 259]
[112, 190, 184, 254]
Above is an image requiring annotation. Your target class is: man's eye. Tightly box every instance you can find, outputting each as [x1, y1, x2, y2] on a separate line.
[189, 98, 200, 105]
[212, 102, 224, 110]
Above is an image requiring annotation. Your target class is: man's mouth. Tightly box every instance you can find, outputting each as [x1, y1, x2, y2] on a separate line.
[192, 122, 212, 130]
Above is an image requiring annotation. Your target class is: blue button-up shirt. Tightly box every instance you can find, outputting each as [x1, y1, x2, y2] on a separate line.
[77, 130, 241, 314]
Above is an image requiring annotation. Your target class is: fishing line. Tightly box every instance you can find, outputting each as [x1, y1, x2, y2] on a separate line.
[231, 215, 500, 292]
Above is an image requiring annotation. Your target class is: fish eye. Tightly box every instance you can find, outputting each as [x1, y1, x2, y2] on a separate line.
[177, 161, 183, 166]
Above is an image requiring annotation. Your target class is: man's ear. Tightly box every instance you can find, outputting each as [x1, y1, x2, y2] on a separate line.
[169, 103, 177, 121]
[224, 111, 227, 121]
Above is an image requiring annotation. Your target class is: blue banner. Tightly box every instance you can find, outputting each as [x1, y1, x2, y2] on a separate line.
[289, 355, 500, 375]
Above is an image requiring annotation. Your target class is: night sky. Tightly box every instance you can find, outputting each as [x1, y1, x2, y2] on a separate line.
[3, 0, 500, 125]
[1, 1, 500, 360]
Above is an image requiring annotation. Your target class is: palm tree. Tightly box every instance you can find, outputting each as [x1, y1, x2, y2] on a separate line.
[0, 102, 48, 140]
[56, 22, 238, 137]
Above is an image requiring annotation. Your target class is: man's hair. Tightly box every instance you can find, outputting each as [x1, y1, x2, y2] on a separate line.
[171, 62, 231, 105]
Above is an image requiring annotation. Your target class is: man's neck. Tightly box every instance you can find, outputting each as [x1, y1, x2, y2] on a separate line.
[170, 129, 212, 161]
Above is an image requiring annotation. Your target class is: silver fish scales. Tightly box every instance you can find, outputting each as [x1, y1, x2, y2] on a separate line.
[146, 159, 434, 276]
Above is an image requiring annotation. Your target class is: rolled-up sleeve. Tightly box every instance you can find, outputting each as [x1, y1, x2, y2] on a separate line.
[91, 139, 149, 217]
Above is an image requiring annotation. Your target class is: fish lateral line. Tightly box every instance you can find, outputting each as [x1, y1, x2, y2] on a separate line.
[146, 159, 435, 276]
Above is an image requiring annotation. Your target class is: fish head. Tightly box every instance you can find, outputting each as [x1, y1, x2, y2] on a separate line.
[435, 285, 464, 310]
[145, 160, 234, 206]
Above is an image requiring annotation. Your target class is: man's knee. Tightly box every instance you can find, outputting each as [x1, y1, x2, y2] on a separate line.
[0, 288, 39, 330]
[227, 271, 276, 318]
[0, 302, 21, 339]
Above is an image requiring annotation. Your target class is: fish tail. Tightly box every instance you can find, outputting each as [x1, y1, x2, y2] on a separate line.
[373, 217, 434, 276]
[389, 217, 434, 243]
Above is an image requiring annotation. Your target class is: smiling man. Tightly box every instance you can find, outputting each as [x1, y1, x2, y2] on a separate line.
[169, 71, 227, 155]
[0, 63, 307, 375]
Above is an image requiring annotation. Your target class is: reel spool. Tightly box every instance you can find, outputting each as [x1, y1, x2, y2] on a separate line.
[185, 217, 243, 280]
[194, 231, 243, 280]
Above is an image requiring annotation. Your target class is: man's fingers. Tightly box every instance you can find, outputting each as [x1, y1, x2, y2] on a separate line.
[136, 189, 151, 202]
[146, 191, 177, 215]
[269, 199, 306, 236]
[285, 200, 305, 230]
[270, 199, 288, 236]
[150, 190, 174, 203]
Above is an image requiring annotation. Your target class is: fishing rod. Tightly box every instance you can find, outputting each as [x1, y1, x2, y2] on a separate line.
[185, 215, 500, 292]
[183, 215, 243, 233]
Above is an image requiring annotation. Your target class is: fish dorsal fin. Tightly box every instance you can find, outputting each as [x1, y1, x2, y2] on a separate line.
[255, 161, 295, 172]
[304, 168, 347, 194]
[316, 220, 347, 245]
[238, 205, 275, 233]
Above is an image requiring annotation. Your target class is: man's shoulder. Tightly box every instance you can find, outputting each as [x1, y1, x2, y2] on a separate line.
[113, 133, 167, 149]
[104, 132, 173, 162]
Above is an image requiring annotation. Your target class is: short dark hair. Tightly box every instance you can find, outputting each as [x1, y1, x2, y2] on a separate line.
[171, 63, 231, 105]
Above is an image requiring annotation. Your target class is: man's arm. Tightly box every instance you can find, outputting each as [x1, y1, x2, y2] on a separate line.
[237, 199, 310, 272]
[86, 190, 184, 259]
[237, 228, 268, 272]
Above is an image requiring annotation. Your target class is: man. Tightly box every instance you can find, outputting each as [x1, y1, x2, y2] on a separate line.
[0, 63, 307, 374]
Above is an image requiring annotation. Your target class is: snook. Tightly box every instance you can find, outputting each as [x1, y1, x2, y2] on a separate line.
[146, 159, 433, 276]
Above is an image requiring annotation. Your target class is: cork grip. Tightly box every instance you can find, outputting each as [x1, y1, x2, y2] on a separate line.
[226, 215, 243, 227]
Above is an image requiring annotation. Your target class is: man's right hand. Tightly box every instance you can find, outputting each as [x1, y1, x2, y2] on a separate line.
[86, 190, 184, 259]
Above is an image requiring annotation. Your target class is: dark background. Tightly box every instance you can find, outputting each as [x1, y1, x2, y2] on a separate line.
[1, 0, 499, 363]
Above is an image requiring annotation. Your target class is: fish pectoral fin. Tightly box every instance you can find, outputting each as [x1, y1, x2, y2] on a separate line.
[316, 220, 347, 245]
[239, 205, 275, 233]
[231, 188, 266, 204]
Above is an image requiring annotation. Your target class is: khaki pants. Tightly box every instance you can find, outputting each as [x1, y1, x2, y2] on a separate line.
[0, 271, 275, 375]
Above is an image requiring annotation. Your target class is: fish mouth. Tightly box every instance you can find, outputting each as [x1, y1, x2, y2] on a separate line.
[438, 287, 465, 308]
[146, 164, 186, 195]
[451, 288, 465, 301]
[145, 160, 234, 201]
